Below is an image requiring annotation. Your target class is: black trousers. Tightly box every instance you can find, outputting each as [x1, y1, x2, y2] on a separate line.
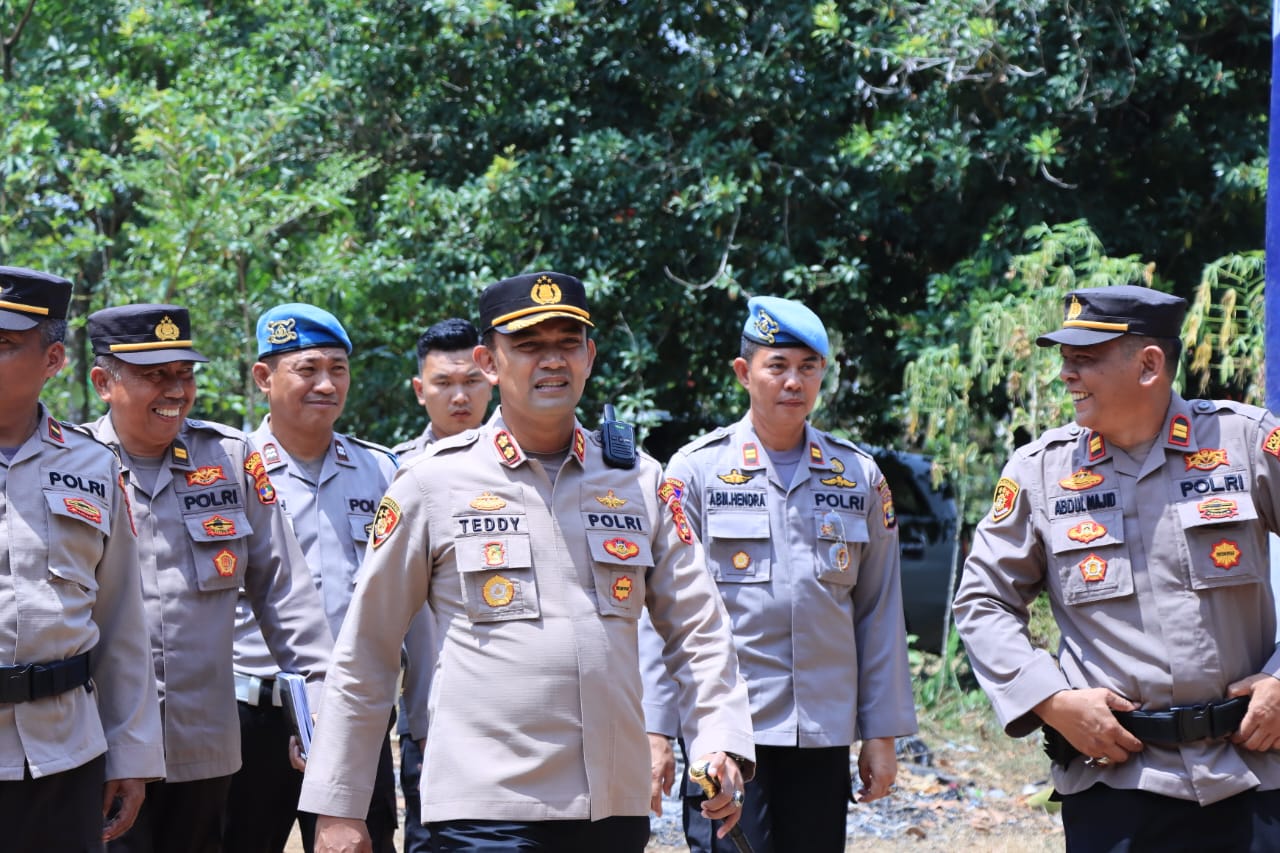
[0, 753, 105, 853]
[1061, 783, 1280, 852]
[681, 741, 850, 853]
[427, 817, 649, 853]
[108, 775, 232, 853]
[400, 734, 432, 853]
[224, 701, 398, 853]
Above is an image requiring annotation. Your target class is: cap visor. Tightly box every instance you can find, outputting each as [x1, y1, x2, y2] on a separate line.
[1035, 328, 1125, 347]
[0, 311, 40, 331]
[494, 310, 594, 333]
[113, 348, 210, 365]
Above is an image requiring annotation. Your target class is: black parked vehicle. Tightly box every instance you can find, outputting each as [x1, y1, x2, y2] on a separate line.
[866, 447, 963, 653]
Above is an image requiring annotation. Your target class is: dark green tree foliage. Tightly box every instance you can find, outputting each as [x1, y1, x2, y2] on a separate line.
[0, 1, 1266, 460]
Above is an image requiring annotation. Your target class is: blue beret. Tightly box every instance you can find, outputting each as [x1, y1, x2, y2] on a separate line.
[742, 296, 829, 358]
[256, 303, 352, 359]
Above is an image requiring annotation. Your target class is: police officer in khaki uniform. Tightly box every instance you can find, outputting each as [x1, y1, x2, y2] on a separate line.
[85, 304, 333, 853]
[391, 316, 490, 853]
[641, 296, 917, 853]
[0, 268, 165, 850]
[224, 304, 398, 853]
[300, 271, 755, 853]
[955, 285, 1280, 851]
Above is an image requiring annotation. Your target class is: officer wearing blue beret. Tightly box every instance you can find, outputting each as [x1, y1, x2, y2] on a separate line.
[224, 303, 398, 853]
[86, 303, 333, 853]
[641, 294, 918, 853]
[955, 284, 1280, 851]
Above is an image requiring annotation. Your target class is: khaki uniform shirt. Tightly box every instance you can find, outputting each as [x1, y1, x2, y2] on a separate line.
[640, 417, 917, 746]
[392, 424, 438, 741]
[87, 414, 332, 782]
[298, 410, 754, 822]
[233, 418, 396, 678]
[0, 406, 165, 781]
[954, 393, 1280, 805]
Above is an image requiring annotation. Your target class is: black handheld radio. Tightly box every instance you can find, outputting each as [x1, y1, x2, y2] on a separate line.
[600, 404, 637, 469]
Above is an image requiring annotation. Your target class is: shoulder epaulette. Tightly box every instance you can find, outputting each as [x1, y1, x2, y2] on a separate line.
[680, 426, 734, 455]
[184, 418, 248, 440]
[62, 421, 124, 461]
[344, 433, 398, 466]
[430, 428, 481, 455]
[1190, 398, 1268, 422]
[822, 432, 864, 455]
[1016, 421, 1082, 459]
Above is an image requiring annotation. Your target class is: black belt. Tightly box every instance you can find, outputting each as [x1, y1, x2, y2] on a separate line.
[1113, 696, 1250, 745]
[1043, 696, 1251, 765]
[0, 650, 93, 704]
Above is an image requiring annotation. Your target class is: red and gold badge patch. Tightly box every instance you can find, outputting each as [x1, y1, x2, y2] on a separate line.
[1067, 520, 1107, 544]
[603, 538, 640, 560]
[611, 575, 634, 601]
[202, 515, 236, 537]
[1078, 554, 1107, 583]
[482, 575, 515, 607]
[1210, 539, 1242, 570]
[991, 477, 1020, 522]
[878, 478, 896, 529]
[1264, 427, 1280, 459]
[1087, 433, 1106, 462]
[244, 451, 276, 505]
[572, 428, 586, 463]
[483, 541, 506, 567]
[494, 431, 522, 466]
[47, 417, 64, 443]
[742, 443, 759, 467]
[172, 445, 189, 463]
[1184, 449, 1228, 472]
[1168, 415, 1191, 447]
[657, 477, 693, 544]
[63, 497, 102, 524]
[1059, 469, 1104, 491]
[732, 551, 751, 570]
[186, 465, 227, 487]
[371, 496, 402, 548]
[657, 477, 685, 506]
[214, 548, 238, 577]
[809, 442, 824, 464]
[1197, 497, 1239, 521]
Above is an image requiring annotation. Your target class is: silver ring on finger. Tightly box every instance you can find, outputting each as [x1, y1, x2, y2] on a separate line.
[1084, 756, 1112, 768]
[731, 789, 745, 808]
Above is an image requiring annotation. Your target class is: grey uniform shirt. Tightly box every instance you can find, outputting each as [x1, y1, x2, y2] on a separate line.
[298, 409, 754, 822]
[390, 424, 436, 462]
[232, 418, 396, 678]
[87, 414, 333, 783]
[0, 406, 165, 781]
[954, 393, 1280, 805]
[640, 417, 917, 746]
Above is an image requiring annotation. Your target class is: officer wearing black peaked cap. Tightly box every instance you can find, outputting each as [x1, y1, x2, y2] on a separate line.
[956, 284, 1280, 851]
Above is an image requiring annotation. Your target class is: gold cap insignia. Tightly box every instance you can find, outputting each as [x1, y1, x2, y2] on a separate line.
[596, 490, 627, 509]
[155, 315, 181, 341]
[1066, 295, 1083, 321]
[753, 308, 779, 344]
[470, 491, 508, 511]
[531, 275, 562, 305]
[265, 318, 298, 345]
